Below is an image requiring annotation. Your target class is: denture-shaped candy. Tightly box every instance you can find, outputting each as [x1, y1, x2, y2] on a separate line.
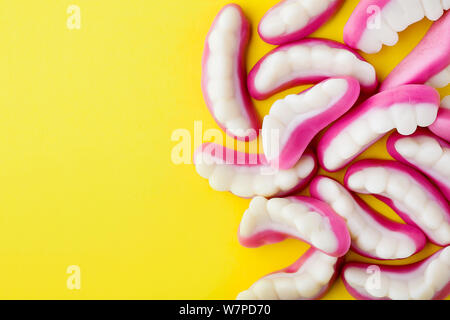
[193, 143, 317, 198]
[342, 246, 450, 300]
[237, 248, 342, 300]
[387, 129, 450, 201]
[202, 4, 259, 141]
[310, 176, 426, 260]
[258, 0, 343, 45]
[429, 96, 450, 143]
[238, 196, 351, 257]
[344, 0, 450, 54]
[247, 38, 377, 100]
[380, 11, 450, 91]
[318, 84, 440, 172]
[262, 77, 360, 170]
[345, 160, 450, 246]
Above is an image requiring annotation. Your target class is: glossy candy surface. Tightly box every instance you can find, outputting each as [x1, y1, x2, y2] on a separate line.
[344, 0, 450, 54]
[194, 143, 317, 198]
[247, 38, 377, 100]
[318, 84, 440, 172]
[310, 176, 426, 260]
[258, 0, 343, 45]
[380, 10, 450, 91]
[238, 196, 351, 257]
[387, 129, 450, 201]
[345, 159, 450, 246]
[237, 248, 343, 300]
[262, 77, 360, 170]
[202, 4, 259, 141]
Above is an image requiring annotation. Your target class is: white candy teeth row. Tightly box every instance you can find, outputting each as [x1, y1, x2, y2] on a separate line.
[237, 249, 337, 300]
[394, 136, 450, 181]
[240, 197, 338, 253]
[322, 103, 438, 171]
[344, 247, 450, 300]
[347, 167, 450, 245]
[426, 65, 450, 88]
[195, 153, 315, 198]
[262, 78, 348, 159]
[205, 6, 251, 136]
[254, 44, 375, 93]
[358, 0, 449, 53]
[315, 178, 416, 259]
[260, 0, 335, 38]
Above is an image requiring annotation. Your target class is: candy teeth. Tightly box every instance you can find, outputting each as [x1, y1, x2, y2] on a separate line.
[430, 96, 450, 143]
[345, 160, 450, 246]
[238, 196, 350, 257]
[258, 0, 343, 45]
[381, 11, 450, 91]
[342, 246, 450, 300]
[310, 176, 426, 260]
[317, 85, 440, 172]
[262, 77, 360, 170]
[202, 4, 259, 141]
[344, 0, 449, 54]
[247, 38, 377, 100]
[237, 248, 341, 300]
[426, 65, 450, 88]
[387, 129, 450, 201]
[194, 143, 317, 199]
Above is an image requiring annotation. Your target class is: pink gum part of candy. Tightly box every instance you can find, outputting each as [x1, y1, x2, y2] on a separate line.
[342, 247, 450, 300]
[238, 195, 351, 257]
[258, 0, 343, 45]
[343, 0, 391, 50]
[387, 128, 450, 201]
[344, 159, 450, 246]
[317, 84, 441, 172]
[201, 4, 260, 141]
[380, 10, 450, 91]
[429, 108, 450, 143]
[193, 143, 318, 198]
[247, 38, 378, 100]
[309, 176, 427, 260]
[269, 76, 360, 170]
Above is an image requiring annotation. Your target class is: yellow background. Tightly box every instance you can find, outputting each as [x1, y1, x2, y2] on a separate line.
[0, 0, 447, 299]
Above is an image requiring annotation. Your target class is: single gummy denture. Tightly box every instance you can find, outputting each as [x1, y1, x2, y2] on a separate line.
[310, 176, 426, 260]
[344, 0, 450, 54]
[342, 246, 450, 300]
[387, 129, 450, 201]
[238, 196, 351, 257]
[345, 159, 450, 246]
[430, 96, 450, 143]
[258, 0, 343, 45]
[247, 38, 377, 100]
[317, 84, 440, 172]
[202, 4, 259, 141]
[193, 143, 317, 199]
[380, 10, 450, 91]
[237, 248, 342, 300]
[262, 77, 360, 170]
